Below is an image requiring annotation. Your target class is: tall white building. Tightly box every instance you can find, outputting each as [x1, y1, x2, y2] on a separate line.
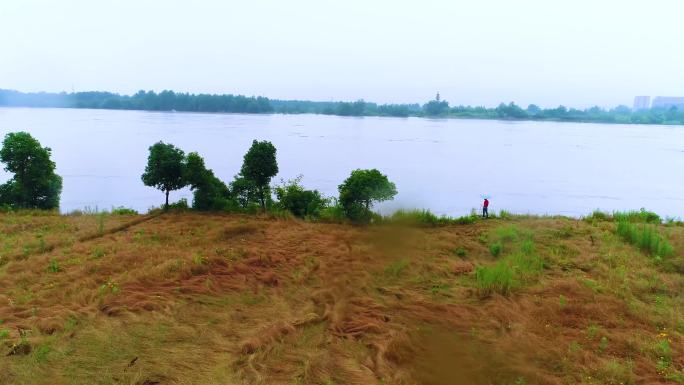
[652, 96, 684, 109]
[633, 96, 650, 110]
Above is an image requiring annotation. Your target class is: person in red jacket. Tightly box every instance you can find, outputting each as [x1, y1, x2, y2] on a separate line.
[482, 198, 489, 218]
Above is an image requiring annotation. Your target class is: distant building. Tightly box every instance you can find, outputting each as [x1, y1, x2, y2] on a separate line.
[652, 96, 684, 109]
[633, 96, 650, 110]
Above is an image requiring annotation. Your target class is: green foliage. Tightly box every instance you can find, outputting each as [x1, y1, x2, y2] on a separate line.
[4, 89, 684, 125]
[613, 208, 661, 224]
[110, 207, 138, 215]
[586, 208, 661, 224]
[476, 238, 543, 296]
[489, 242, 503, 257]
[387, 209, 479, 226]
[0, 132, 62, 209]
[141, 141, 187, 208]
[0, 329, 9, 339]
[318, 202, 346, 223]
[184, 152, 233, 211]
[616, 220, 674, 258]
[423, 99, 450, 116]
[338, 169, 397, 222]
[274, 176, 326, 218]
[239, 140, 278, 211]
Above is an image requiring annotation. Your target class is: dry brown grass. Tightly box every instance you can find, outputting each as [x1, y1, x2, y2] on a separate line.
[0, 212, 682, 385]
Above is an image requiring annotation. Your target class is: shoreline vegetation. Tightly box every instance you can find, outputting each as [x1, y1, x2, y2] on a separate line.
[2, 88, 684, 125]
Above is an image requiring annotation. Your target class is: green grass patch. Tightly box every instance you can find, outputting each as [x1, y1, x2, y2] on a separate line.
[616, 220, 674, 258]
[475, 252, 543, 296]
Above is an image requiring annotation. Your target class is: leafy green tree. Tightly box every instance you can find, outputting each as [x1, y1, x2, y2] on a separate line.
[275, 176, 326, 218]
[184, 152, 232, 211]
[0, 132, 62, 209]
[423, 99, 450, 116]
[338, 169, 397, 222]
[239, 140, 278, 211]
[141, 141, 186, 209]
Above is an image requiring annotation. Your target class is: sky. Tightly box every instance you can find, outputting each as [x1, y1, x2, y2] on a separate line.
[1, 0, 683, 108]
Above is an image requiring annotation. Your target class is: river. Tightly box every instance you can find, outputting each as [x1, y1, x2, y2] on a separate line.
[0, 107, 682, 218]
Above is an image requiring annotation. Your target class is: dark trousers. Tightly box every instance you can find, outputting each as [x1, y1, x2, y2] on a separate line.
[482, 207, 488, 218]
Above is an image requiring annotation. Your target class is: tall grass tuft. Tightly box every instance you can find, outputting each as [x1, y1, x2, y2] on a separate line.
[476, 238, 544, 296]
[616, 219, 673, 258]
[388, 209, 479, 226]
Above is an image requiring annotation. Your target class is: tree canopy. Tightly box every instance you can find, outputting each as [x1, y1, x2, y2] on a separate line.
[239, 140, 278, 211]
[338, 169, 397, 222]
[184, 152, 232, 211]
[0, 132, 62, 209]
[141, 142, 187, 208]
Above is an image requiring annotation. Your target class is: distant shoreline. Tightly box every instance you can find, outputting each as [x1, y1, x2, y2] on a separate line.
[1, 104, 680, 128]
[1, 88, 683, 126]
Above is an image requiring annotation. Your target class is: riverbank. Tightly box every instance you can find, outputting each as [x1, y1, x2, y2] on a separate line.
[0, 210, 682, 384]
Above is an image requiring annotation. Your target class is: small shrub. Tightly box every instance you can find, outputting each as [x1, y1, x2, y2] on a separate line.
[318, 203, 346, 223]
[274, 176, 326, 218]
[454, 247, 467, 257]
[0, 329, 9, 339]
[489, 242, 503, 257]
[168, 198, 189, 211]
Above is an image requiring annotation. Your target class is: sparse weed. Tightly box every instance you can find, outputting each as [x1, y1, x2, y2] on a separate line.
[0, 329, 9, 339]
[46, 258, 61, 273]
[384, 258, 410, 277]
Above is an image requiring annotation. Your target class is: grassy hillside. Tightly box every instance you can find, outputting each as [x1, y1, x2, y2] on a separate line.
[0, 211, 682, 385]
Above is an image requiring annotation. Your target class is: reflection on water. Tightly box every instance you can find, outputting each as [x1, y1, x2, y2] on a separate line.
[0, 107, 682, 218]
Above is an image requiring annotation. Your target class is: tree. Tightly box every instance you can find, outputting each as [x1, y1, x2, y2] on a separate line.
[0, 132, 62, 209]
[141, 141, 186, 209]
[423, 99, 450, 116]
[239, 140, 278, 211]
[184, 152, 232, 211]
[338, 169, 397, 222]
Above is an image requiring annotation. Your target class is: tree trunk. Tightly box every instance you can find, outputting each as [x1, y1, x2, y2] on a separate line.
[165, 189, 170, 210]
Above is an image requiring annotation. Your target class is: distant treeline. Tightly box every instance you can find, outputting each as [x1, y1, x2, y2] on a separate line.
[2, 89, 684, 124]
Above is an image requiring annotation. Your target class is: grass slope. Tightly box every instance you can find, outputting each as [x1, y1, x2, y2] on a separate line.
[0, 212, 683, 385]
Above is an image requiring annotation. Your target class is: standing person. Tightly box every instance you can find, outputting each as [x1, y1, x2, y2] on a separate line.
[482, 198, 489, 218]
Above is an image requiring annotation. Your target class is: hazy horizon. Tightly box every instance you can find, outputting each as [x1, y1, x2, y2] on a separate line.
[2, 0, 683, 108]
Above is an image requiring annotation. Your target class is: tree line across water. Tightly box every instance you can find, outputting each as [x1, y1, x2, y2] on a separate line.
[0, 131, 397, 222]
[2, 89, 684, 125]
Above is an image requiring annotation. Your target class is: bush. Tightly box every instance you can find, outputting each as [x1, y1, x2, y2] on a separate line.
[274, 176, 326, 218]
[318, 203, 346, 223]
[489, 242, 503, 257]
[613, 208, 661, 224]
[110, 207, 138, 215]
[338, 169, 397, 223]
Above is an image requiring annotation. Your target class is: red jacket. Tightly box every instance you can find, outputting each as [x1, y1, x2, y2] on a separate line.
[483, 199, 489, 208]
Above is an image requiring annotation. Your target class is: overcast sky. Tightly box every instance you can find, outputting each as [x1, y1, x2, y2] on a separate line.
[1, 0, 682, 108]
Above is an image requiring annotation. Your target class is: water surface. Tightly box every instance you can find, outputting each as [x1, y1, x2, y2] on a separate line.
[0, 107, 682, 218]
